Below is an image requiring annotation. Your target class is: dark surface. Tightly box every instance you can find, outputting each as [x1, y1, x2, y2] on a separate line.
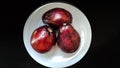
[0, 0, 120, 68]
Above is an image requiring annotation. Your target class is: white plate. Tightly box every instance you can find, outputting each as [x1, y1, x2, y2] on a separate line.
[23, 2, 92, 68]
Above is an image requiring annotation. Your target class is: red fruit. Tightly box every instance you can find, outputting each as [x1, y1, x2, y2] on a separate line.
[42, 8, 72, 28]
[30, 25, 56, 53]
[57, 24, 80, 53]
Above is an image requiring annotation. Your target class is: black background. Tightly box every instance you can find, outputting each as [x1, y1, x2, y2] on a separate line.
[0, 0, 120, 68]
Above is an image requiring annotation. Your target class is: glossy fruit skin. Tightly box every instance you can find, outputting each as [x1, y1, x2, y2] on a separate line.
[42, 8, 72, 28]
[57, 24, 80, 53]
[30, 25, 56, 53]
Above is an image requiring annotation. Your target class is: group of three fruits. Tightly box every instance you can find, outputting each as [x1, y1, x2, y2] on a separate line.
[30, 8, 80, 53]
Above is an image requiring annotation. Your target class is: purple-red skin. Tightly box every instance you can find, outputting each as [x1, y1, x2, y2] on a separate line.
[30, 25, 56, 53]
[57, 24, 80, 53]
[42, 8, 72, 29]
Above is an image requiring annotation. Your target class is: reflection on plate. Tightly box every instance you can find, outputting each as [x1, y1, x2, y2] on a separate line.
[23, 2, 92, 68]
